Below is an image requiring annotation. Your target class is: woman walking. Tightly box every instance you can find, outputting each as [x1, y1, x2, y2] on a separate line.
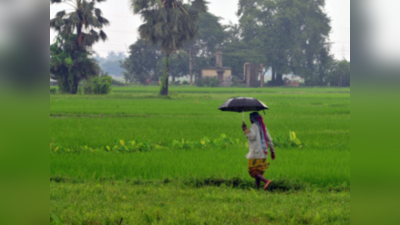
[242, 112, 276, 190]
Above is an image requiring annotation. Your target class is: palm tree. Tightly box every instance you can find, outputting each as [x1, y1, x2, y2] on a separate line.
[50, 0, 109, 48]
[50, 0, 109, 93]
[131, 0, 207, 95]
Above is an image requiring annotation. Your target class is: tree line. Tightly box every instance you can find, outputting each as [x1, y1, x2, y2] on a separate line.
[50, 0, 350, 95]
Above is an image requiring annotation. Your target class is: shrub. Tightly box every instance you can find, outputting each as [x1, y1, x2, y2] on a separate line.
[182, 80, 189, 85]
[196, 77, 219, 87]
[112, 79, 125, 86]
[230, 76, 239, 87]
[209, 77, 219, 87]
[50, 87, 57, 94]
[195, 78, 204, 87]
[84, 76, 112, 94]
[77, 86, 83, 95]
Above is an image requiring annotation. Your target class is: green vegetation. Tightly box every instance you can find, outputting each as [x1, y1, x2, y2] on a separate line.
[51, 182, 349, 225]
[120, 0, 350, 90]
[50, 134, 244, 153]
[51, 148, 349, 190]
[83, 76, 112, 95]
[131, 0, 207, 95]
[237, 0, 333, 86]
[50, 86, 350, 224]
[50, 0, 109, 94]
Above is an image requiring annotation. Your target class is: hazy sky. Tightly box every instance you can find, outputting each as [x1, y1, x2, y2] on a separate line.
[50, 0, 350, 60]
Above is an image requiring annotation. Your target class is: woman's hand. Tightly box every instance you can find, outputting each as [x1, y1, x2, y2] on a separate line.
[271, 152, 276, 160]
[242, 122, 247, 131]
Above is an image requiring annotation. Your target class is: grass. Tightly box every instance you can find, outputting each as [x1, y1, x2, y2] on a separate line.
[50, 182, 350, 225]
[50, 86, 350, 224]
[50, 87, 349, 150]
[50, 148, 349, 190]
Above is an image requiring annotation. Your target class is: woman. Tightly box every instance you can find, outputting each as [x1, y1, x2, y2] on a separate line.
[242, 112, 276, 190]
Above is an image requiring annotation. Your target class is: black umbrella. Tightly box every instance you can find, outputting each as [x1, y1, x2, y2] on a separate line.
[218, 97, 269, 121]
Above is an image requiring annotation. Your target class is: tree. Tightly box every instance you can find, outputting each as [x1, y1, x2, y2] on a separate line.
[223, 39, 265, 80]
[50, 0, 109, 48]
[237, 0, 332, 86]
[120, 39, 162, 84]
[278, 0, 332, 85]
[50, 0, 109, 93]
[237, 0, 278, 83]
[185, 12, 226, 84]
[327, 59, 350, 87]
[94, 52, 126, 77]
[131, 0, 207, 95]
[50, 34, 100, 93]
[169, 51, 190, 82]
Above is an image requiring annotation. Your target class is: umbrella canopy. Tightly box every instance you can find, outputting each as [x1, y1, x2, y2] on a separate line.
[218, 97, 269, 113]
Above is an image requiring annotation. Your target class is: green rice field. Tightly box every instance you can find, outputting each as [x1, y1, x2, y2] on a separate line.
[50, 86, 350, 224]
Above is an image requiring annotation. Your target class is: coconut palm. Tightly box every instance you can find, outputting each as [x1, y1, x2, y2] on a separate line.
[131, 0, 207, 95]
[50, 0, 109, 48]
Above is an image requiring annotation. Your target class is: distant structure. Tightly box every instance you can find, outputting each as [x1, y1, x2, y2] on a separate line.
[201, 51, 232, 87]
[284, 77, 299, 86]
[241, 63, 264, 88]
[50, 78, 58, 86]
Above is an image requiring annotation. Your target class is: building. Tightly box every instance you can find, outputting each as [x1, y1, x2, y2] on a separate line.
[201, 52, 232, 87]
[50, 78, 58, 86]
[242, 63, 262, 88]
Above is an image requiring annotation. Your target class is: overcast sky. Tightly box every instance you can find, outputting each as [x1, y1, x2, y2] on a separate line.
[50, 0, 350, 60]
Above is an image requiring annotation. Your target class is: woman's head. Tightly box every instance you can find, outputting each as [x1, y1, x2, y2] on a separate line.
[249, 112, 261, 123]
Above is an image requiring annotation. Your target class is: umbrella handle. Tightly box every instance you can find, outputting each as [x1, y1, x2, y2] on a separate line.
[242, 111, 244, 122]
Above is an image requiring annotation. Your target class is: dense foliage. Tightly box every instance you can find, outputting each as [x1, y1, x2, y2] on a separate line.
[121, 11, 225, 85]
[120, 39, 162, 84]
[235, 0, 333, 85]
[50, 0, 109, 94]
[83, 76, 112, 94]
[121, 0, 349, 87]
[50, 34, 100, 93]
[131, 0, 207, 95]
[327, 59, 350, 87]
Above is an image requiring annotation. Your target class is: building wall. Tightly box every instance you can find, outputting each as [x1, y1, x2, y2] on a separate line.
[201, 69, 232, 77]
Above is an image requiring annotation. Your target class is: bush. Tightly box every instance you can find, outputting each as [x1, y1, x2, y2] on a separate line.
[77, 86, 83, 95]
[196, 77, 219, 87]
[209, 77, 219, 87]
[195, 78, 205, 87]
[50, 87, 57, 94]
[230, 76, 239, 87]
[112, 79, 125, 86]
[231, 76, 246, 87]
[182, 80, 189, 85]
[84, 76, 112, 94]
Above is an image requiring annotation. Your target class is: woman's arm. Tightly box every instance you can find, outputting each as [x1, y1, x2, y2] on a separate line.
[244, 123, 257, 141]
[265, 127, 276, 160]
[265, 127, 275, 151]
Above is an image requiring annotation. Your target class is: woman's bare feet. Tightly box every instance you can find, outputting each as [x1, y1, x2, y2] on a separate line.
[263, 180, 271, 191]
